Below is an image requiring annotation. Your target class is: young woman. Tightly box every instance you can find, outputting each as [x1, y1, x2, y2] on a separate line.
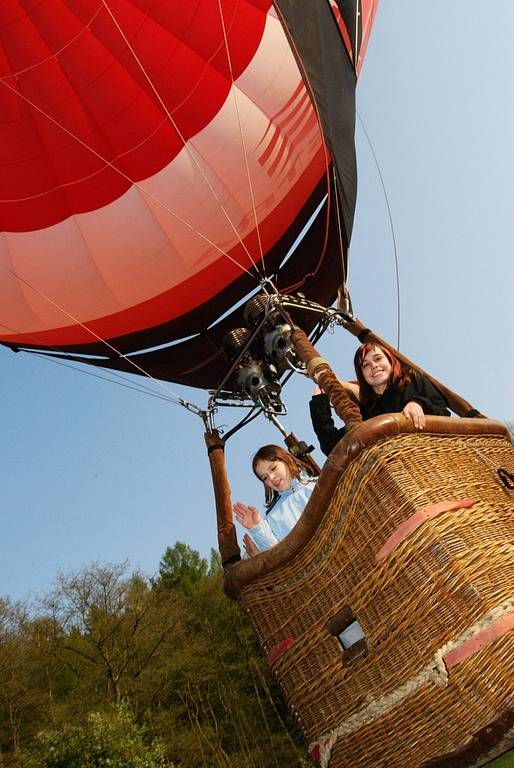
[310, 343, 451, 456]
[233, 445, 317, 554]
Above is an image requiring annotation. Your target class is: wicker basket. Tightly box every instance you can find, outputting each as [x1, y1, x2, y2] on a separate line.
[225, 416, 514, 767]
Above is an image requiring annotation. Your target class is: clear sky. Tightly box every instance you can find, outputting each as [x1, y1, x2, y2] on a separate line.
[2, 1, 513, 602]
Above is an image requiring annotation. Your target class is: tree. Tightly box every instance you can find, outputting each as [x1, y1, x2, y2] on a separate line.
[41, 563, 180, 706]
[0, 551, 312, 767]
[0, 598, 50, 761]
[27, 703, 173, 768]
[208, 548, 222, 576]
[147, 571, 311, 768]
[157, 542, 209, 592]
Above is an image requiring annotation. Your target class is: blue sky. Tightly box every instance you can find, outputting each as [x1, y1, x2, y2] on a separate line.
[2, 1, 513, 602]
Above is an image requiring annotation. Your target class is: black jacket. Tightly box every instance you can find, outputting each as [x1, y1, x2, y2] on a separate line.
[309, 374, 451, 456]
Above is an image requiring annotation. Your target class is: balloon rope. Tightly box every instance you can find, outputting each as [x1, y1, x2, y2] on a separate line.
[356, 0, 378, 75]
[0, 79, 258, 282]
[354, 1, 359, 68]
[99, 0, 263, 280]
[22, 353, 183, 406]
[1, 265, 193, 404]
[1, 317, 205, 413]
[270, 3, 334, 294]
[356, 111, 401, 349]
[332, 166, 348, 287]
[216, 0, 266, 274]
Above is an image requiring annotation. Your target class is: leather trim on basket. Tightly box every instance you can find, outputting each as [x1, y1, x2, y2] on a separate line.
[266, 636, 295, 665]
[223, 415, 509, 600]
[443, 610, 514, 669]
[375, 499, 478, 563]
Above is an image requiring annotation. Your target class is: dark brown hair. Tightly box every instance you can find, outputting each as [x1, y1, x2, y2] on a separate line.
[354, 343, 413, 408]
[252, 444, 315, 506]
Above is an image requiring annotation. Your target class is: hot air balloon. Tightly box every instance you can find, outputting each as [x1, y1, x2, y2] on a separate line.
[0, 0, 373, 387]
[1, 2, 513, 767]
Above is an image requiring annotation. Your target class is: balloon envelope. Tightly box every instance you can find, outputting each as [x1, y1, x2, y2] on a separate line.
[0, 0, 377, 388]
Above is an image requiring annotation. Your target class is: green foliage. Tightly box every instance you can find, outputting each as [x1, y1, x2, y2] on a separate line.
[487, 749, 514, 768]
[0, 599, 54, 758]
[0, 548, 311, 768]
[208, 547, 222, 576]
[157, 542, 209, 592]
[40, 562, 181, 708]
[27, 703, 173, 768]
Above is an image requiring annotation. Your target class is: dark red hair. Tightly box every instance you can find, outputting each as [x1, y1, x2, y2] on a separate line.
[354, 343, 412, 408]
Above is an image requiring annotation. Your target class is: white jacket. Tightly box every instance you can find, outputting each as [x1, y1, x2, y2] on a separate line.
[249, 473, 317, 551]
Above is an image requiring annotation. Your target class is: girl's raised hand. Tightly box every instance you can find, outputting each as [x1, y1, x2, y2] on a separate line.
[243, 534, 261, 558]
[402, 401, 426, 430]
[233, 502, 262, 529]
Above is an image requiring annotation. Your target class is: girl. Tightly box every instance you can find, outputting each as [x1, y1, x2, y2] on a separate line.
[310, 343, 450, 456]
[233, 445, 317, 554]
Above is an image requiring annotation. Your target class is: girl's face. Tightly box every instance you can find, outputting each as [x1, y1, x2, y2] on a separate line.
[361, 347, 392, 394]
[254, 458, 292, 493]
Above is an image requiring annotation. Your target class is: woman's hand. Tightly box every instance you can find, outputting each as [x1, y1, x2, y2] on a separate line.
[402, 401, 426, 429]
[243, 534, 261, 558]
[233, 502, 262, 529]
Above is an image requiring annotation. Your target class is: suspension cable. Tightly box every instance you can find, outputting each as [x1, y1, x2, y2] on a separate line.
[100, 0, 263, 279]
[270, 3, 334, 294]
[332, 165, 348, 287]
[216, 0, 266, 275]
[19, 350, 182, 406]
[356, 111, 401, 349]
[0, 266, 202, 407]
[0, 82, 257, 282]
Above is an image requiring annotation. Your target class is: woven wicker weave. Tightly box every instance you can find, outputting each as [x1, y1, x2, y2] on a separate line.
[226, 417, 514, 767]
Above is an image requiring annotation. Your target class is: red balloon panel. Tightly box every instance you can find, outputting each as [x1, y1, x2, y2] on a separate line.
[0, 2, 328, 348]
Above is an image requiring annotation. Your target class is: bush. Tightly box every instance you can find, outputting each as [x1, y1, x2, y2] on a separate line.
[28, 703, 173, 768]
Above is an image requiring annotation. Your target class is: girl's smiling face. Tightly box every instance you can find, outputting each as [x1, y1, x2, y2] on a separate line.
[361, 346, 392, 394]
[254, 458, 292, 493]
